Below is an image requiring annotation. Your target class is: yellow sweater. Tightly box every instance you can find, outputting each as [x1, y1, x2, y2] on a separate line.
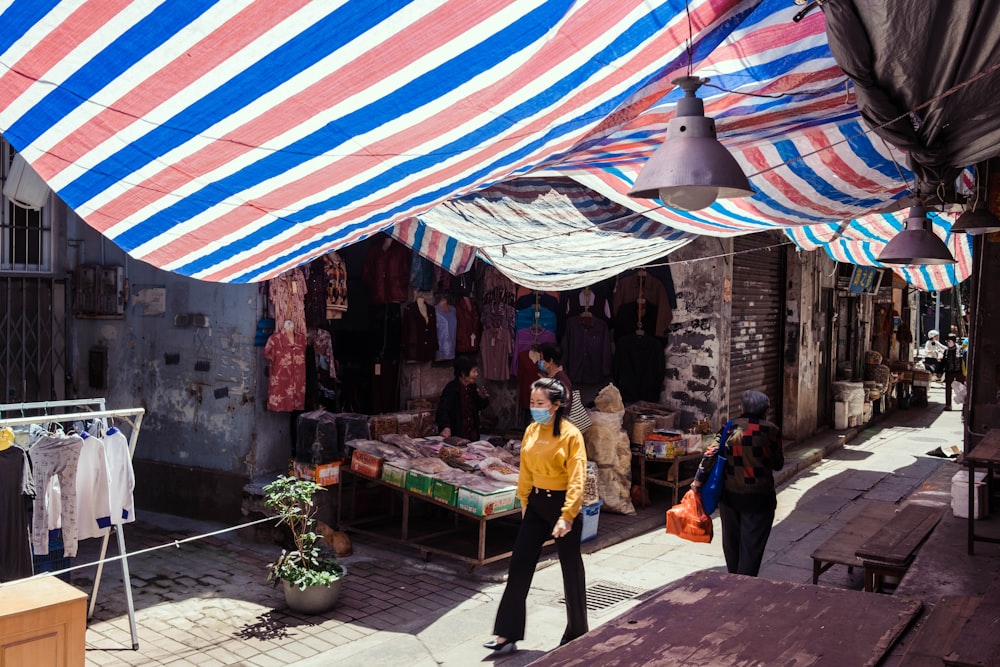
[517, 419, 587, 522]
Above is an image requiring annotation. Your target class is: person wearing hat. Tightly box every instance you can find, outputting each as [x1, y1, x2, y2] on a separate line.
[923, 329, 946, 378]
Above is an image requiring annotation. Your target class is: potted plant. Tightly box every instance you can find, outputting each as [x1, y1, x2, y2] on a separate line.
[263, 475, 346, 613]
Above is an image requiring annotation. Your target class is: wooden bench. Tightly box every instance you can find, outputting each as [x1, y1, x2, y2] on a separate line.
[855, 504, 944, 592]
[810, 501, 898, 585]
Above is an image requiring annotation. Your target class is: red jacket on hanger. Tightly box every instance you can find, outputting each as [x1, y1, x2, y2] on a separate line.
[363, 237, 411, 304]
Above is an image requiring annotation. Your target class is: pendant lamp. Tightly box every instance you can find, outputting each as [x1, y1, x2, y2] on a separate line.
[877, 206, 956, 265]
[628, 76, 753, 211]
[950, 199, 1000, 234]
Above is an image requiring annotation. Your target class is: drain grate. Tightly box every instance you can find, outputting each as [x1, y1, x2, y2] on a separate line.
[555, 580, 645, 612]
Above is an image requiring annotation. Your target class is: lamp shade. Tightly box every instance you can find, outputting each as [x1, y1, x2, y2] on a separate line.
[877, 206, 956, 265]
[951, 201, 1000, 234]
[3, 152, 50, 210]
[629, 77, 753, 211]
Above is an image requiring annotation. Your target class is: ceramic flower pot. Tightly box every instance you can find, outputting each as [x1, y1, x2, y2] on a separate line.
[281, 569, 346, 614]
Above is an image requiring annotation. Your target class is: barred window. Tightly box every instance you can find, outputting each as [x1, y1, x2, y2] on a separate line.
[2, 142, 52, 273]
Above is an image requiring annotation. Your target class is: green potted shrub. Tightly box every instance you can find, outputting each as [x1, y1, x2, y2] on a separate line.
[263, 475, 346, 613]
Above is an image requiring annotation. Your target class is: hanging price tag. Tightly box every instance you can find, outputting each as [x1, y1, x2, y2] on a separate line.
[374, 363, 381, 376]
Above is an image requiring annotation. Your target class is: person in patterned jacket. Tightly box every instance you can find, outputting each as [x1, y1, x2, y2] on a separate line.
[692, 390, 783, 576]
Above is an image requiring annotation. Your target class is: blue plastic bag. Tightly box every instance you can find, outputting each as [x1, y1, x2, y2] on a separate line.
[700, 420, 734, 515]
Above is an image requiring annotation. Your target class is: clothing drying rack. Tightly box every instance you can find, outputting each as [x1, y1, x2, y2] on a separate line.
[0, 400, 145, 650]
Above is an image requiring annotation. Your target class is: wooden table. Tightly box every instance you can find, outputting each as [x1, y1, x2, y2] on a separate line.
[811, 501, 897, 584]
[855, 504, 943, 592]
[337, 468, 529, 569]
[633, 452, 702, 505]
[531, 570, 921, 667]
[965, 430, 1000, 554]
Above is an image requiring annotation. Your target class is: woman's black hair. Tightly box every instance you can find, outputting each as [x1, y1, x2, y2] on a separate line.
[453, 355, 478, 379]
[538, 342, 563, 365]
[530, 377, 566, 436]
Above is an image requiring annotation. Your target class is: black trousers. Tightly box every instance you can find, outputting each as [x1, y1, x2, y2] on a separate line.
[719, 501, 775, 576]
[493, 488, 588, 643]
[945, 371, 965, 407]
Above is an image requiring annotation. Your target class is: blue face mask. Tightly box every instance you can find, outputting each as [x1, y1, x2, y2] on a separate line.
[537, 359, 547, 373]
[530, 407, 553, 425]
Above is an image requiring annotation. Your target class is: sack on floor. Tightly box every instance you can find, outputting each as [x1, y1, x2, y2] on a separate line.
[666, 490, 713, 543]
[953, 381, 967, 405]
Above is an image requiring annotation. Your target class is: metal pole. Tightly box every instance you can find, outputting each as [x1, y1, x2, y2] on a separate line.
[934, 291, 941, 335]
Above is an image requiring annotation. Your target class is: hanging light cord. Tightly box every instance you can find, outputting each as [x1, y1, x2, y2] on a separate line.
[684, 0, 694, 78]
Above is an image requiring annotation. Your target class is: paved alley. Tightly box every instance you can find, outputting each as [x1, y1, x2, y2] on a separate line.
[72, 384, 973, 666]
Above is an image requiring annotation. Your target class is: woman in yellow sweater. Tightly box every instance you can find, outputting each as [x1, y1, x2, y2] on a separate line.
[485, 378, 588, 653]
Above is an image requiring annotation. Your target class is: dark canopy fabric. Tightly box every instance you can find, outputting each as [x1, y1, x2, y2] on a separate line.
[823, 0, 1000, 189]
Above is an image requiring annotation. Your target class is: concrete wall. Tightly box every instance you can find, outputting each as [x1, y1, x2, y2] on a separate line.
[65, 213, 288, 520]
[661, 236, 731, 430]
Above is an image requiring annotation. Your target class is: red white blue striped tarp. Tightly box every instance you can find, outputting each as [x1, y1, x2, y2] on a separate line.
[0, 0, 975, 290]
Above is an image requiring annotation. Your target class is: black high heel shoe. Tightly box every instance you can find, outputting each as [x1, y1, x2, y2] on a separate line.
[483, 638, 517, 653]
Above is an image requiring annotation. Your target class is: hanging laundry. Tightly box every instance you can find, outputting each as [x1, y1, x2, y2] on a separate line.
[0, 438, 34, 581]
[75, 432, 113, 540]
[28, 431, 84, 557]
[103, 427, 136, 526]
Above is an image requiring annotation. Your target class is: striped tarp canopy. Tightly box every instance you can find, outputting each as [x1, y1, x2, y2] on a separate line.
[0, 0, 973, 290]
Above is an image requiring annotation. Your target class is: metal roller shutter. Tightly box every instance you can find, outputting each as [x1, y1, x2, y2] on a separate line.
[729, 235, 785, 423]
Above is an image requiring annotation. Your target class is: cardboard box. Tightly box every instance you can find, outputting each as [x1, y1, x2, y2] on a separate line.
[381, 462, 407, 487]
[292, 460, 341, 486]
[644, 429, 686, 458]
[406, 470, 435, 497]
[458, 484, 518, 516]
[350, 449, 384, 478]
[432, 479, 458, 506]
[581, 500, 603, 543]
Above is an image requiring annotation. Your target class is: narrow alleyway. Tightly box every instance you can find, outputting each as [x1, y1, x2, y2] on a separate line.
[73, 384, 989, 667]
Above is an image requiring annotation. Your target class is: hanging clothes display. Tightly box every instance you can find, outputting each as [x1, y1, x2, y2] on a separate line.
[481, 326, 513, 381]
[410, 254, 436, 292]
[28, 431, 84, 557]
[613, 270, 673, 337]
[613, 332, 666, 402]
[269, 267, 308, 334]
[435, 298, 457, 361]
[304, 257, 329, 328]
[613, 301, 660, 341]
[263, 324, 308, 411]
[563, 314, 613, 385]
[324, 251, 349, 320]
[362, 235, 411, 304]
[75, 432, 112, 540]
[402, 298, 439, 362]
[0, 430, 34, 582]
[565, 287, 612, 324]
[454, 296, 481, 354]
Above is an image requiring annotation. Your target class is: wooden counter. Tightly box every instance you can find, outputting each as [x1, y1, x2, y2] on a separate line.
[0, 576, 87, 666]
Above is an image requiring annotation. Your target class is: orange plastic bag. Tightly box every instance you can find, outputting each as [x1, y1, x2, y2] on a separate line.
[665, 490, 713, 543]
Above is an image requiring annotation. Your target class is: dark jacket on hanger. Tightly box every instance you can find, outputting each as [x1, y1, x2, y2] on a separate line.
[613, 332, 665, 402]
[613, 272, 673, 337]
[454, 296, 482, 354]
[363, 237, 411, 304]
[402, 300, 438, 362]
[563, 315, 612, 384]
